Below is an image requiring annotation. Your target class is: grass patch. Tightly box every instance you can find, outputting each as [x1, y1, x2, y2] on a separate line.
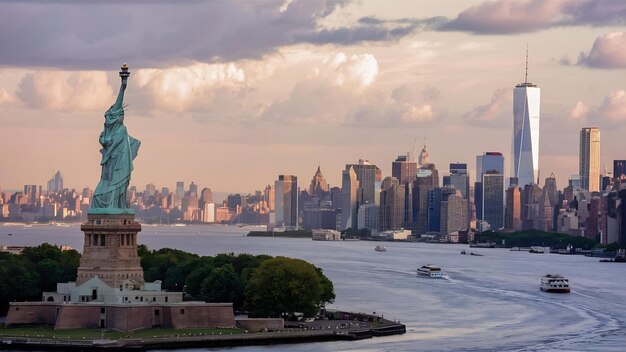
[0, 326, 243, 340]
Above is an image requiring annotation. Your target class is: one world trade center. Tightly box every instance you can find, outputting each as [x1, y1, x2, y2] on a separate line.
[512, 52, 540, 188]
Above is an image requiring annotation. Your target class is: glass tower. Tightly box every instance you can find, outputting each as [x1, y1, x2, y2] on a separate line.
[512, 52, 540, 187]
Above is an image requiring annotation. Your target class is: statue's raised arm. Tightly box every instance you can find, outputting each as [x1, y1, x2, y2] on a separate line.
[90, 64, 141, 214]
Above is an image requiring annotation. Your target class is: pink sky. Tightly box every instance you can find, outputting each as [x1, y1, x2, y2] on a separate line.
[1, 0, 625, 194]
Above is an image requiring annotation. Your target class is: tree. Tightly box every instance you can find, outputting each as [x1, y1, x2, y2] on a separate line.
[200, 264, 243, 307]
[244, 257, 334, 318]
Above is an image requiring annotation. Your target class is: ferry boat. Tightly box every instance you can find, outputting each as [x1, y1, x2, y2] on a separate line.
[529, 246, 545, 254]
[540, 274, 570, 293]
[416, 265, 444, 278]
[374, 245, 387, 252]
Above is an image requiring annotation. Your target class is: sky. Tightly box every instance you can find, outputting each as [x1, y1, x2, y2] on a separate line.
[1, 0, 625, 195]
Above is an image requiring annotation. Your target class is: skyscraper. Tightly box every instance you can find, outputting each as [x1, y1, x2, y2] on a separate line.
[47, 171, 63, 194]
[348, 159, 377, 206]
[512, 51, 540, 187]
[579, 127, 601, 192]
[175, 181, 184, 207]
[308, 165, 330, 198]
[614, 160, 626, 181]
[475, 152, 504, 221]
[392, 153, 417, 185]
[483, 171, 504, 230]
[340, 166, 359, 230]
[379, 177, 405, 231]
[274, 175, 298, 229]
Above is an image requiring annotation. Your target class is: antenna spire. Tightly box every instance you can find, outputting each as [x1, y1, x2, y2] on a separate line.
[525, 43, 529, 84]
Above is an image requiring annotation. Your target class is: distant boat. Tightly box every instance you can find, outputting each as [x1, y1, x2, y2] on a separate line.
[375, 245, 387, 252]
[7, 233, 12, 236]
[529, 246, 545, 254]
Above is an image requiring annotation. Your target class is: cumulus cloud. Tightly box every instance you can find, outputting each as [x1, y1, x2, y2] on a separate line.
[596, 90, 626, 123]
[442, 0, 626, 34]
[0, 88, 19, 106]
[346, 86, 436, 127]
[134, 62, 246, 112]
[349, 101, 435, 127]
[566, 101, 590, 122]
[462, 87, 513, 128]
[319, 53, 378, 89]
[578, 32, 626, 69]
[16, 71, 115, 111]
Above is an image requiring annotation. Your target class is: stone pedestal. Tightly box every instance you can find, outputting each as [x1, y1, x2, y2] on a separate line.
[77, 213, 144, 289]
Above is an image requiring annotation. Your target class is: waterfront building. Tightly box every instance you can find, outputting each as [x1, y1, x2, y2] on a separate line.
[482, 171, 504, 230]
[512, 53, 541, 188]
[200, 187, 213, 206]
[348, 159, 377, 206]
[475, 152, 504, 221]
[505, 186, 522, 231]
[202, 202, 215, 223]
[357, 203, 379, 230]
[23, 185, 38, 205]
[379, 177, 405, 231]
[175, 181, 184, 207]
[412, 164, 439, 235]
[521, 183, 543, 230]
[440, 190, 467, 236]
[145, 183, 156, 198]
[341, 166, 359, 230]
[274, 175, 298, 229]
[302, 207, 339, 230]
[579, 127, 601, 192]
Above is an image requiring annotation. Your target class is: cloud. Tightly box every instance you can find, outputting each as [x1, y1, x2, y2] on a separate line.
[134, 62, 246, 112]
[320, 53, 378, 89]
[566, 101, 590, 122]
[16, 71, 115, 110]
[596, 90, 626, 124]
[348, 102, 435, 127]
[566, 91, 626, 127]
[462, 87, 512, 128]
[0, 0, 351, 69]
[346, 87, 436, 127]
[442, 0, 626, 34]
[578, 32, 626, 69]
[0, 88, 19, 106]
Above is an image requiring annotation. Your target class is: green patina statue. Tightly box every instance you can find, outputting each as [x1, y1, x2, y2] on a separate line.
[90, 64, 141, 214]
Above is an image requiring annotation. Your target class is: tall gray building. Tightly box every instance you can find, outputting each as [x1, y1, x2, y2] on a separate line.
[341, 166, 359, 230]
[380, 177, 405, 231]
[482, 171, 504, 230]
[274, 175, 298, 229]
[579, 127, 601, 192]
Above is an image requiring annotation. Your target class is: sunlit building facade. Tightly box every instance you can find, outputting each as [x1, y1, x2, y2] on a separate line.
[512, 79, 540, 187]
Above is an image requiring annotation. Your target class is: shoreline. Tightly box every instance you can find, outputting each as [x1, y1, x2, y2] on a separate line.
[0, 314, 406, 351]
[0, 325, 406, 351]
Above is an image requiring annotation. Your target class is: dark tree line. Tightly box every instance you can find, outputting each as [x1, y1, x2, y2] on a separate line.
[0, 244, 335, 319]
[0, 243, 80, 315]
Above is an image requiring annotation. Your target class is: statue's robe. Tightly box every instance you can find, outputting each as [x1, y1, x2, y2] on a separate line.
[92, 106, 140, 210]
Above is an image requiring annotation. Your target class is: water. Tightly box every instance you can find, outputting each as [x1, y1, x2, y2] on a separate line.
[2, 224, 626, 351]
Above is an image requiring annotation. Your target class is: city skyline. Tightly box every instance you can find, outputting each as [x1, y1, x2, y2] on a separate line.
[1, 1, 626, 192]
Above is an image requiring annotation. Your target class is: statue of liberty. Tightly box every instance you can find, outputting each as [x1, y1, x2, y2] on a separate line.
[90, 64, 140, 213]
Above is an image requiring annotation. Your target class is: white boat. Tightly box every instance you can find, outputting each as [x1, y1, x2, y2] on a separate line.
[416, 264, 444, 278]
[540, 274, 570, 293]
[529, 246, 545, 254]
[374, 245, 387, 252]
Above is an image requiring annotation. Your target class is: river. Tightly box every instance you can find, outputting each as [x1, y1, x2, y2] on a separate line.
[2, 223, 625, 351]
